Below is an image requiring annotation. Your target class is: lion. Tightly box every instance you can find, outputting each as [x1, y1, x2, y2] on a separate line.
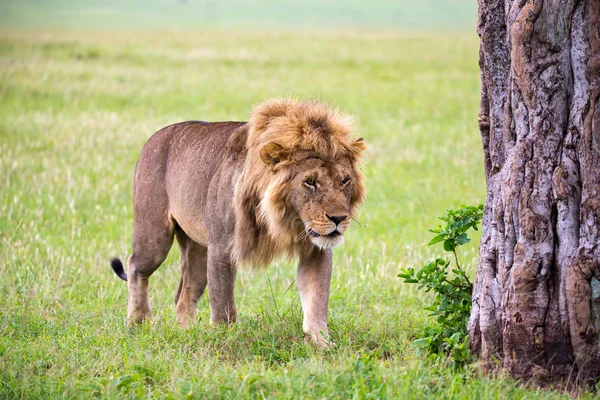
[109, 99, 366, 347]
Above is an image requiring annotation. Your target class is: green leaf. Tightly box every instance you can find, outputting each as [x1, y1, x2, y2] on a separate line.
[427, 235, 445, 246]
[443, 239, 454, 252]
[456, 233, 470, 245]
[446, 332, 462, 345]
[412, 338, 431, 348]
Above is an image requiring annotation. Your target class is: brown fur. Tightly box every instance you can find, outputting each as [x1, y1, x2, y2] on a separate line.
[110, 99, 366, 347]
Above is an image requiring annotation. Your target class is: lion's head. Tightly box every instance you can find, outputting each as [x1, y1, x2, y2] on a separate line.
[234, 99, 366, 267]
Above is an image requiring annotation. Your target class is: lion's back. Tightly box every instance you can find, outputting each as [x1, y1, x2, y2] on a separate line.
[136, 120, 244, 181]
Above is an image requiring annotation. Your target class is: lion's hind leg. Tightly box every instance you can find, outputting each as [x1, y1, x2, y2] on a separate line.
[127, 211, 175, 325]
[174, 228, 208, 327]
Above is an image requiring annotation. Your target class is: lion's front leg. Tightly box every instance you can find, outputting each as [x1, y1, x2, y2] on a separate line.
[207, 247, 238, 324]
[297, 247, 333, 348]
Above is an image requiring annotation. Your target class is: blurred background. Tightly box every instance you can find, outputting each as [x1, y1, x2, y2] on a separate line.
[0, 0, 476, 30]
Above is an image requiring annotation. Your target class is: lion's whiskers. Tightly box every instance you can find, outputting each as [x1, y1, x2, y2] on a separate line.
[349, 216, 362, 229]
[296, 230, 309, 242]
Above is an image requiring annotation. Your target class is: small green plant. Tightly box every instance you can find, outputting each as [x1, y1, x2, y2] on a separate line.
[398, 204, 483, 368]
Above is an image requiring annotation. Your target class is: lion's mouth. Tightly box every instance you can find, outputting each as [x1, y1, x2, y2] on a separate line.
[307, 229, 342, 239]
[306, 227, 345, 250]
[307, 229, 322, 238]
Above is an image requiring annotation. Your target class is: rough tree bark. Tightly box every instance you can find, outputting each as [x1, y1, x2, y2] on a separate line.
[468, 0, 600, 386]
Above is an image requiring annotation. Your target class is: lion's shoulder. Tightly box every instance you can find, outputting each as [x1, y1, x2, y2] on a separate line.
[225, 124, 249, 163]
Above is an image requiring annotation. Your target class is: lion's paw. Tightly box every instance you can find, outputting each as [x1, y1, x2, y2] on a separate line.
[304, 331, 335, 350]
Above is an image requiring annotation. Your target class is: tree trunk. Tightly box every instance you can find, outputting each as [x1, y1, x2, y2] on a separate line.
[468, 0, 600, 386]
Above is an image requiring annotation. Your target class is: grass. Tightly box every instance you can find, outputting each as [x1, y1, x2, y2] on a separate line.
[0, 28, 589, 398]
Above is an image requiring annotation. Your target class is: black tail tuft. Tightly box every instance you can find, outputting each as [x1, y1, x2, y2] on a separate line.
[110, 257, 128, 281]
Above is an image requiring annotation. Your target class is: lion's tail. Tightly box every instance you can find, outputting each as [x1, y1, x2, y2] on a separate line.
[110, 257, 128, 281]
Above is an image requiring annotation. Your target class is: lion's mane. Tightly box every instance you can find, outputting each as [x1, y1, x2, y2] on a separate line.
[232, 99, 366, 267]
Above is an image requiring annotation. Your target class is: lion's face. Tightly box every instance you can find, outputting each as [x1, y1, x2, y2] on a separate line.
[288, 156, 356, 249]
[259, 144, 365, 250]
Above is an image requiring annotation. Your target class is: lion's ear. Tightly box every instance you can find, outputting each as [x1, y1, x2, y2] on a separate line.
[352, 138, 366, 154]
[260, 142, 288, 166]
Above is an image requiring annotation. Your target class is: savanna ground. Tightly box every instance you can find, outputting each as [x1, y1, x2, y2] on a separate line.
[0, 2, 593, 399]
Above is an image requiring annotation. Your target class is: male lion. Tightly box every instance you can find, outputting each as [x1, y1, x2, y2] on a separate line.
[110, 99, 365, 347]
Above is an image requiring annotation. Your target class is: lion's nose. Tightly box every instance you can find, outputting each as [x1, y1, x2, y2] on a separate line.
[326, 214, 347, 226]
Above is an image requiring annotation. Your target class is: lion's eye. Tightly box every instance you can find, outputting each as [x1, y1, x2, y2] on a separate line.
[304, 177, 317, 188]
[342, 177, 351, 186]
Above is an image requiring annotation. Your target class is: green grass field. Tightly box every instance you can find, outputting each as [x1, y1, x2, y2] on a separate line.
[0, 4, 590, 398]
